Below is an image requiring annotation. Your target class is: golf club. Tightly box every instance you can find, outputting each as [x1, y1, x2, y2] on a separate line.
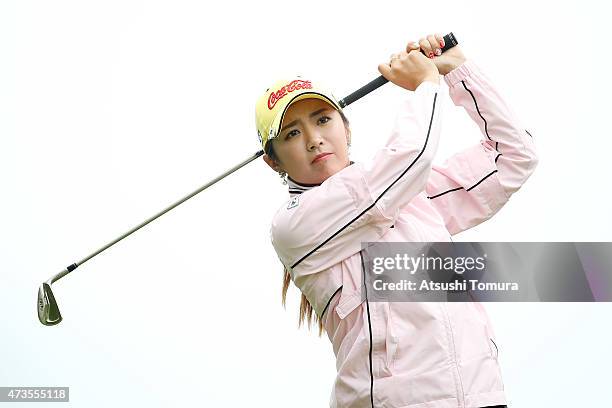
[38, 32, 459, 326]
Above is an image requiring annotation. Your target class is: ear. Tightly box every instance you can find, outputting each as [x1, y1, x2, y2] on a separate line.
[345, 128, 352, 146]
[263, 153, 284, 173]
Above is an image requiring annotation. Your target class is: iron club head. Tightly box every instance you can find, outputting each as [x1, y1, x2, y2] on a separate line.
[38, 282, 62, 326]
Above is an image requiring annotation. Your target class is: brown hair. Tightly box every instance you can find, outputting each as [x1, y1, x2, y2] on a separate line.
[267, 108, 350, 337]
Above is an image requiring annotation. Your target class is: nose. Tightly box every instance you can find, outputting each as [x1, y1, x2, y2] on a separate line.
[305, 127, 324, 151]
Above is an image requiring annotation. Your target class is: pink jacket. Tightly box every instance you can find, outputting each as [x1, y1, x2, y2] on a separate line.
[270, 59, 538, 408]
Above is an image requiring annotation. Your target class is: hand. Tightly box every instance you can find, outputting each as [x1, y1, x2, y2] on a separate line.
[378, 48, 439, 92]
[409, 33, 467, 76]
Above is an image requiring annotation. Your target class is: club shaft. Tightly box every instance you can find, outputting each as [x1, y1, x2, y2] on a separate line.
[48, 31, 459, 285]
[50, 150, 264, 284]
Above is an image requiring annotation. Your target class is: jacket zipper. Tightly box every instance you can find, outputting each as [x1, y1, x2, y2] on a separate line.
[440, 304, 466, 407]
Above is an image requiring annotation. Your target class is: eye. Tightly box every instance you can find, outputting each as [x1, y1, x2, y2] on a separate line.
[318, 115, 331, 125]
[285, 129, 300, 140]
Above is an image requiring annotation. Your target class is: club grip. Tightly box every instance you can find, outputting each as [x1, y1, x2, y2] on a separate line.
[338, 32, 459, 108]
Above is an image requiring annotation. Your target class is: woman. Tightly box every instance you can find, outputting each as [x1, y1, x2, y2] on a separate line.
[254, 33, 537, 408]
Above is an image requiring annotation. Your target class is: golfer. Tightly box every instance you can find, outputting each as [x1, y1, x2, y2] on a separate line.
[254, 32, 537, 408]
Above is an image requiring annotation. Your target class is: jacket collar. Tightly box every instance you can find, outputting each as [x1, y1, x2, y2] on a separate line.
[287, 161, 354, 197]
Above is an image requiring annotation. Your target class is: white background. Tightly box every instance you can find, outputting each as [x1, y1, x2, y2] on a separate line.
[2, 0, 610, 406]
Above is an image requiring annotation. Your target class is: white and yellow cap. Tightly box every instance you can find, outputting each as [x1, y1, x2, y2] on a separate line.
[255, 76, 343, 152]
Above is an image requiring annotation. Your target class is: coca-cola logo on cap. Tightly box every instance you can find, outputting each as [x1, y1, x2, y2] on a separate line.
[268, 79, 313, 110]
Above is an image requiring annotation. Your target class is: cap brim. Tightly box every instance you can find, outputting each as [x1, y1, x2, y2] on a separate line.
[269, 91, 342, 143]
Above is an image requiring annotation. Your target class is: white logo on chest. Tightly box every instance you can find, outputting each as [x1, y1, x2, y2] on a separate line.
[287, 196, 299, 210]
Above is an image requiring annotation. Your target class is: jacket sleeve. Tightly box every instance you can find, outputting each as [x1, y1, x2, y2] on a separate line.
[424, 59, 539, 236]
[270, 80, 443, 280]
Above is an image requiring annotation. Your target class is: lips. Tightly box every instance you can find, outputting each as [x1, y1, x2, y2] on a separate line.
[312, 153, 332, 164]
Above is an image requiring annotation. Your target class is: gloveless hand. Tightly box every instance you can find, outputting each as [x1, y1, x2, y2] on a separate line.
[378, 47, 440, 92]
[408, 33, 467, 76]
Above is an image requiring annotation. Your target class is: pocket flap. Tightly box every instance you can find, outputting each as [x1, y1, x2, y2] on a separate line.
[335, 291, 363, 319]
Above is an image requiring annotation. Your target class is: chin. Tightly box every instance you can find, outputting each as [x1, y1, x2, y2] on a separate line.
[298, 161, 348, 185]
